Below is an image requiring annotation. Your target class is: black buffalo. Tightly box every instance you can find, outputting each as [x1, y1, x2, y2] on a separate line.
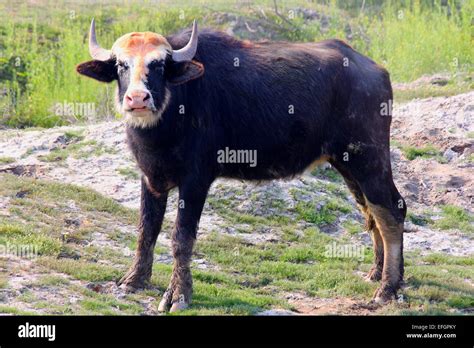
[77, 19, 406, 312]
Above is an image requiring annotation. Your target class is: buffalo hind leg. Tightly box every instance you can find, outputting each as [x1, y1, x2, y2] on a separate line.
[331, 162, 384, 282]
[158, 178, 210, 312]
[118, 176, 168, 291]
[361, 178, 406, 303]
[331, 155, 406, 303]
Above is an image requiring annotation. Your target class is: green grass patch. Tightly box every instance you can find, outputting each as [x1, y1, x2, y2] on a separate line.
[117, 167, 140, 180]
[311, 166, 343, 183]
[38, 257, 123, 282]
[0, 305, 36, 315]
[394, 78, 473, 102]
[432, 205, 473, 233]
[0, 157, 15, 164]
[407, 212, 430, 226]
[0, 222, 61, 256]
[342, 220, 364, 234]
[401, 145, 445, 162]
[32, 275, 70, 287]
[0, 173, 136, 223]
[295, 199, 351, 225]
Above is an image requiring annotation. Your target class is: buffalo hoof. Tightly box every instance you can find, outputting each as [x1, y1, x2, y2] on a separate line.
[158, 299, 189, 313]
[364, 266, 382, 282]
[117, 271, 148, 292]
[372, 284, 397, 304]
[170, 302, 189, 312]
[157, 288, 190, 312]
[157, 293, 172, 312]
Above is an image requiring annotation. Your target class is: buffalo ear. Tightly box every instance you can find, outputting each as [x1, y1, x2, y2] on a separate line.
[76, 59, 117, 83]
[166, 60, 204, 86]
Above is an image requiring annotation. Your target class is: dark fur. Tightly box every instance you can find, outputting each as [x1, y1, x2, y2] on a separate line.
[78, 28, 406, 308]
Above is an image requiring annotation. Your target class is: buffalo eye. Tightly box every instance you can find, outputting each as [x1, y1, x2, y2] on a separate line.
[148, 60, 164, 73]
[117, 61, 129, 73]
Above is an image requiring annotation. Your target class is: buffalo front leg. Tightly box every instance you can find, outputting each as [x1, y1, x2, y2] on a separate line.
[118, 176, 168, 291]
[158, 179, 210, 312]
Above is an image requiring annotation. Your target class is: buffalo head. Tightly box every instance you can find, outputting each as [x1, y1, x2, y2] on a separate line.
[76, 19, 204, 128]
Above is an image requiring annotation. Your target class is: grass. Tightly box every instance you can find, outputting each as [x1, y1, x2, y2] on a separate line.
[0, 223, 61, 256]
[311, 166, 343, 183]
[1, 174, 136, 220]
[117, 167, 140, 180]
[0, 172, 472, 315]
[0, 0, 472, 127]
[393, 75, 473, 102]
[38, 257, 123, 282]
[64, 130, 84, 142]
[407, 205, 473, 234]
[295, 199, 351, 225]
[32, 275, 70, 286]
[432, 205, 473, 233]
[0, 156, 15, 164]
[407, 211, 430, 226]
[342, 220, 364, 234]
[36, 134, 108, 162]
[401, 144, 446, 162]
[364, 1, 472, 82]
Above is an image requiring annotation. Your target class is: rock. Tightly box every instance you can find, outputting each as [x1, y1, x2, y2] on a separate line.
[445, 175, 465, 188]
[443, 148, 458, 162]
[404, 221, 418, 232]
[0, 164, 43, 177]
[451, 143, 473, 154]
[86, 282, 105, 293]
[430, 75, 449, 86]
[15, 190, 30, 198]
[64, 217, 82, 227]
[403, 182, 419, 195]
[53, 135, 68, 146]
[57, 250, 81, 260]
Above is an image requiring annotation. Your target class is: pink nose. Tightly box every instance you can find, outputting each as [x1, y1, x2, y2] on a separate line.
[125, 90, 151, 109]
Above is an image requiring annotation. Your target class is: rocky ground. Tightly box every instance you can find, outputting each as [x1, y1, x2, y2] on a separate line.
[0, 90, 472, 315]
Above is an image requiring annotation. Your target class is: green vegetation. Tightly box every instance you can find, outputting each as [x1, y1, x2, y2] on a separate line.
[117, 167, 140, 180]
[407, 211, 430, 226]
[38, 258, 123, 282]
[0, 157, 15, 164]
[432, 205, 473, 233]
[342, 220, 364, 234]
[296, 199, 351, 225]
[0, 173, 472, 315]
[0, 223, 61, 256]
[36, 133, 110, 162]
[311, 166, 343, 182]
[407, 206, 473, 234]
[0, 0, 472, 127]
[393, 75, 473, 102]
[401, 144, 445, 162]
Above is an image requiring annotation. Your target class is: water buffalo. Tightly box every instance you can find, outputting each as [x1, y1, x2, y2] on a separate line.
[77, 19, 406, 312]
